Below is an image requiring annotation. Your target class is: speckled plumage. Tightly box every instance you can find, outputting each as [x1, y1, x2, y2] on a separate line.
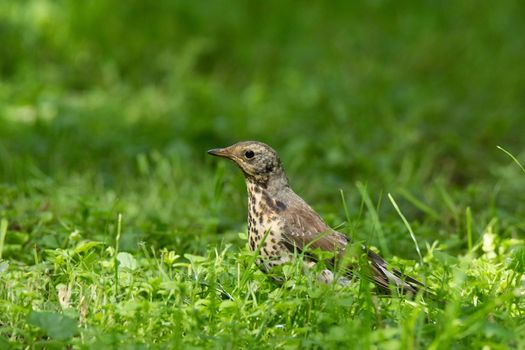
[208, 141, 423, 294]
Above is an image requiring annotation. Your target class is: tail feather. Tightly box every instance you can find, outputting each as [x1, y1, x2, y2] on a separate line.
[366, 249, 425, 295]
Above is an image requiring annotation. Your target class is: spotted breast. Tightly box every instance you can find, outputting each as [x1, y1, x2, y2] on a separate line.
[246, 181, 291, 269]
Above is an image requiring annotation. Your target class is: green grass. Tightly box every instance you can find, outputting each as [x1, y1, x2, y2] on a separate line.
[1, 0, 525, 348]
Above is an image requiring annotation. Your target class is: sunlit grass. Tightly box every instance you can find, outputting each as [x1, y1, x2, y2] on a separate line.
[1, 154, 523, 348]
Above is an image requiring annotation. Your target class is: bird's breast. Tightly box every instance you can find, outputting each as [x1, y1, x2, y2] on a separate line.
[246, 185, 290, 266]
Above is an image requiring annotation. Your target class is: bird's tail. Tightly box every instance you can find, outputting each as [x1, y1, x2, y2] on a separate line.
[366, 249, 426, 295]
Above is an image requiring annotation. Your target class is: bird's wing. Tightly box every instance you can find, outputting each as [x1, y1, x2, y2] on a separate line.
[280, 204, 348, 253]
[280, 200, 423, 294]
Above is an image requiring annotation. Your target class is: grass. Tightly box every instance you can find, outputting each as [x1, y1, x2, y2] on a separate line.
[1, 0, 525, 348]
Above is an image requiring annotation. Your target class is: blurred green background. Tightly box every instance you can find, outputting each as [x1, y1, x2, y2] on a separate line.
[1, 0, 524, 261]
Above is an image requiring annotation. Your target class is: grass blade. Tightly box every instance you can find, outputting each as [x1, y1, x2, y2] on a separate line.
[0, 219, 7, 260]
[497, 145, 525, 174]
[356, 182, 390, 257]
[466, 207, 473, 252]
[388, 193, 423, 265]
[114, 213, 123, 299]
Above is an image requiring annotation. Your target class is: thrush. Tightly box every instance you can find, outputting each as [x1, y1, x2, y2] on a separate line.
[208, 141, 423, 294]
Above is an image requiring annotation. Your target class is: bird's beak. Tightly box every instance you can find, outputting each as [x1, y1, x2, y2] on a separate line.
[207, 147, 231, 158]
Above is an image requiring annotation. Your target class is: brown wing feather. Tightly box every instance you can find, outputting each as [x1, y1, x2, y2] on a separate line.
[281, 204, 348, 252]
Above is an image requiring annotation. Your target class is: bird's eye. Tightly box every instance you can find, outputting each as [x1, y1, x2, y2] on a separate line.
[244, 150, 255, 159]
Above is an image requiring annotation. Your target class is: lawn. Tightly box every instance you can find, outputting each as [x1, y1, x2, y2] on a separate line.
[1, 1, 524, 348]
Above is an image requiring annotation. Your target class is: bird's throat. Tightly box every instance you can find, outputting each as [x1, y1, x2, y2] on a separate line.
[245, 172, 289, 196]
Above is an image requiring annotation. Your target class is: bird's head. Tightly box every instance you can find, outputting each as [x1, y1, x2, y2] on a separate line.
[208, 141, 287, 188]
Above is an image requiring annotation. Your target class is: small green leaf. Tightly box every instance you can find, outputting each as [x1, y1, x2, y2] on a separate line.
[74, 240, 103, 255]
[0, 261, 8, 273]
[27, 311, 78, 341]
[117, 252, 138, 270]
[433, 251, 459, 265]
[510, 247, 525, 274]
[184, 254, 207, 263]
[238, 232, 248, 240]
[219, 300, 237, 310]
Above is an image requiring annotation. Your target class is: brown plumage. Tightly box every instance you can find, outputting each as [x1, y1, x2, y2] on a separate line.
[208, 141, 424, 294]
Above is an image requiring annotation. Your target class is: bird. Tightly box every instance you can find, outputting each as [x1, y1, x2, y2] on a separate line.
[208, 141, 424, 294]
